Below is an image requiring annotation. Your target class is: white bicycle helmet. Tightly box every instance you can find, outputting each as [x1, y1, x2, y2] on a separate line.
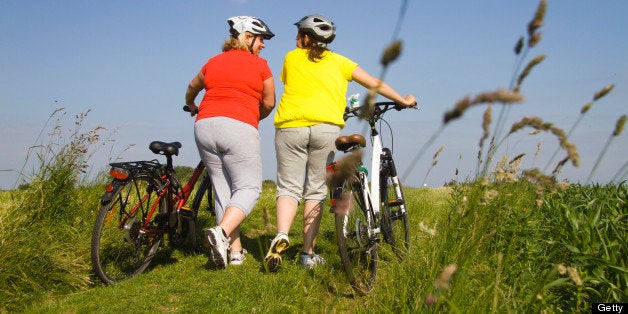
[294, 14, 336, 44]
[228, 16, 275, 40]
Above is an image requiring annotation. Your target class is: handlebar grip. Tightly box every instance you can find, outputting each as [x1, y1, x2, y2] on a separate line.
[183, 105, 198, 116]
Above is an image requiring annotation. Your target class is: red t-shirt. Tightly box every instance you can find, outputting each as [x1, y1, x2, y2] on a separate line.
[195, 50, 272, 129]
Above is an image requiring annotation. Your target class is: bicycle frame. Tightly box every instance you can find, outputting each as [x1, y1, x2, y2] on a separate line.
[369, 129, 383, 218]
[355, 106, 393, 237]
[170, 161, 206, 212]
[106, 157, 207, 237]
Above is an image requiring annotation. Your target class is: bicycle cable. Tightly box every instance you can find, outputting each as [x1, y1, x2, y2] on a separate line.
[378, 118, 395, 156]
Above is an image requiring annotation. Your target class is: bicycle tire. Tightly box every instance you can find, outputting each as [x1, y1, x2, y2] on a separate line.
[380, 149, 410, 260]
[91, 174, 165, 284]
[334, 174, 378, 295]
[188, 173, 214, 250]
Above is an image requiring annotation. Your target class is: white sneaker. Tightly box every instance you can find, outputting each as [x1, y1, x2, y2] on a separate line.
[264, 233, 290, 272]
[205, 226, 230, 269]
[229, 249, 247, 266]
[300, 253, 326, 269]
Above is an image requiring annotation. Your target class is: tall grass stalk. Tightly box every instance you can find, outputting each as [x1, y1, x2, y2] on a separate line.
[0, 109, 106, 312]
[543, 85, 615, 173]
[490, 0, 546, 146]
[422, 146, 443, 186]
[611, 160, 628, 183]
[586, 114, 626, 183]
[13, 107, 65, 189]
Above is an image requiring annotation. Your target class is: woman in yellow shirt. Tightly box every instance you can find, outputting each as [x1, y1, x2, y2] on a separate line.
[265, 14, 416, 271]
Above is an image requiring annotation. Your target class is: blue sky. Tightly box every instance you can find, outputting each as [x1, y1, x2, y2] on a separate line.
[1, 0, 627, 190]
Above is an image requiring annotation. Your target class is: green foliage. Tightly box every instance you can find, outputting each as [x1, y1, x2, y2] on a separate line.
[421, 181, 626, 313]
[0, 109, 105, 312]
[540, 184, 627, 307]
[173, 165, 195, 183]
[12, 180, 620, 313]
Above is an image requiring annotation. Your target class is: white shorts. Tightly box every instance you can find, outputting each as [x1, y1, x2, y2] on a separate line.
[275, 123, 340, 203]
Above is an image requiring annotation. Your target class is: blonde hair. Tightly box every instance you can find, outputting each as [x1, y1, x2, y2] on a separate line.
[222, 32, 254, 52]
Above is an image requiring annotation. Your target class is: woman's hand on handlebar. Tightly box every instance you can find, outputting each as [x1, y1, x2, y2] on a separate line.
[400, 94, 417, 108]
[183, 104, 198, 116]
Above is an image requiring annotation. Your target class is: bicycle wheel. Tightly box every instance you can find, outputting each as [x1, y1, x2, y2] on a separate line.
[91, 174, 165, 284]
[380, 149, 410, 260]
[188, 173, 214, 249]
[334, 174, 378, 295]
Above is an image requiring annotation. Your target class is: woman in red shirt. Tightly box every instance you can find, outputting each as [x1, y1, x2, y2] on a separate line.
[185, 16, 275, 269]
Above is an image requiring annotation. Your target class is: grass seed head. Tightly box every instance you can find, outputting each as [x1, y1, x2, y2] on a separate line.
[424, 294, 437, 306]
[612, 114, 626, 136]
[527, 0, 546, 37]
[359, 90, 377, 120]
[593, 84, 614, 101]
[480, 106, 492, 147]
[517, 54, 546, 88]
[567, 267, 583, 286]
[444, 89, 523, 124]
[433, 146, 444, 160]
[380, 40, 402, 67]
[528, 33, 542, 47]
[580, 102, 593, 114]
[508, 116, 550, 135]
[326, 150, 363, 188]
[434, 264, 457, 290]
[514, 37, 524, 55]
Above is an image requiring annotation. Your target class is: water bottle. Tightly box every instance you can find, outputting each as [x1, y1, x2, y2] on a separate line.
[349, 93, 360, 108]
[358, 165, 369, 176]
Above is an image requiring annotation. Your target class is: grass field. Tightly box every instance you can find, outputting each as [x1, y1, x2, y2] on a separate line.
[1, 177, 625, 312]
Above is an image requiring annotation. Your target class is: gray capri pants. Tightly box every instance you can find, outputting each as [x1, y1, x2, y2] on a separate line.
[275, 123, 340, 203]
[194, 117, 262, 223]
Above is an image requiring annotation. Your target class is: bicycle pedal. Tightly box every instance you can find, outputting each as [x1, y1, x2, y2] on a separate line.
[178, 207, 195, 219]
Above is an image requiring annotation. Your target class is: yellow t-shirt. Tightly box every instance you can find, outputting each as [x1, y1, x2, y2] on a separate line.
[274, 48, 358, 129]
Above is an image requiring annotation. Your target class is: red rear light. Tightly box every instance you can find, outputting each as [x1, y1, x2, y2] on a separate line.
[105, 184, 115, 192]
[326, 162, 337, 175]
[109, 168, 129, 180]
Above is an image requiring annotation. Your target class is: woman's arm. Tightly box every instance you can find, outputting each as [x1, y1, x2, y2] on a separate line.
[351, 66, 416, 107]
[259, 76, 276, 120]
[185, 71, 204, 115]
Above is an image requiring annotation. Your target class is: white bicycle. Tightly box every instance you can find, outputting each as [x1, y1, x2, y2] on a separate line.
[328, 101, 415, 295]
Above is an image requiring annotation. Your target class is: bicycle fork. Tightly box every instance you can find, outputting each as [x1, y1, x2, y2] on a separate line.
[381, 148, 407, 215]
[356, 169, 381, 243]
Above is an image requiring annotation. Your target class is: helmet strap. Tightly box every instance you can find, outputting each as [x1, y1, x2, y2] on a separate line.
[248, 35, 258, 54]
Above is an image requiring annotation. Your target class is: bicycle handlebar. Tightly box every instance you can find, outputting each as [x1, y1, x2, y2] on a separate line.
[343, 101, 417, 122]
[183, 105, 198, 116]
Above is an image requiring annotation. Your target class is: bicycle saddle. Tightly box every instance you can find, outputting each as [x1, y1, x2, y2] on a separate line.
[335, 134, 366, 152]
[149, 141, 182, 156]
